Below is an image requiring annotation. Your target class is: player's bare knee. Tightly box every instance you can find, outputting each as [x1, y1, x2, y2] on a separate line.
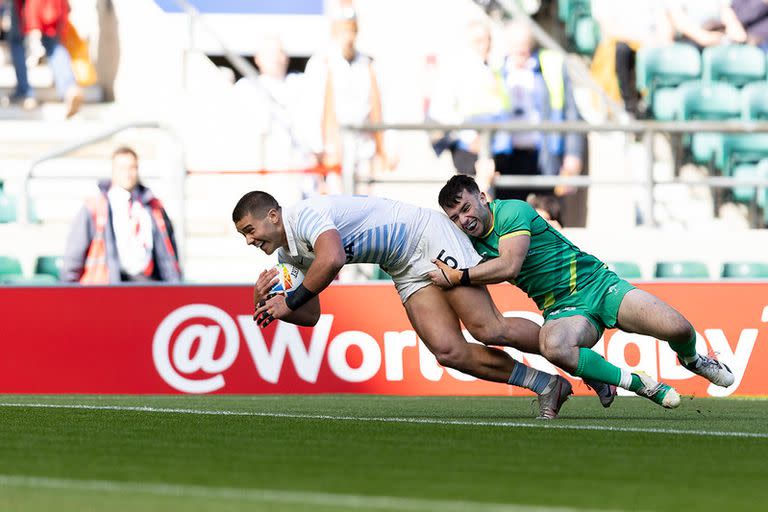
[539, 336, 569, 366]
[433, 344, 469, 370]
[669, 318, 695, 344]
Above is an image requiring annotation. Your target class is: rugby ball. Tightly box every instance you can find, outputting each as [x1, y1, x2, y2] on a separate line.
[268, 263, 305, 297]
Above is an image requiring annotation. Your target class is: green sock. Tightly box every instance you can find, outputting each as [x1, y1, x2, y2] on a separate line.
[628, 374, 644, 393]
[573, 348, 623, 386]
[668, 331, 698, 364]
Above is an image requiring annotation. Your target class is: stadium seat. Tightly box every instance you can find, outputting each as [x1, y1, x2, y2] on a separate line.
[722, 262, 768, 278]
[564, 0, 591, 37]
[719, 134, 768, 177]
[0, 192, 16, 223]
[559, 0, 590, 23]
[678, 81, 741, 164]
[0, 274, 58, 285]
[730, 163, 768, 203]
[654, 261, 710, 279]
[702, 44, 767, 87]
[606, 261, 642, 279]
[636, 44, 701, 120]
[741, 81, 768, 120]
[34, 255, 63, 280]
[0, 256, 23, 276]
[371, 267, 392, 281]
[573, 16, 600, 55]
[0, 191, 37, 223]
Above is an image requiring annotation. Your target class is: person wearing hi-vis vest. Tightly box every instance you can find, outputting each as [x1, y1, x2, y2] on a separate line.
[492, 20, 585, 206]
[62, 146, 181, 284]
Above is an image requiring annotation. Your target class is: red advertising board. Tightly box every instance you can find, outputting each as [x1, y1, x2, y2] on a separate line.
[0, 282, 766, 396]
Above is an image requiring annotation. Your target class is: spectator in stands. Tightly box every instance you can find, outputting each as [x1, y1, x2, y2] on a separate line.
[304, 3, 390, 194]
[527, 193, 563, 230]
[493, 20, 585, 205]
[233, 35, 316, 174]
[3, 0, 83, 117]
[62, 147, 182, 284]
[664, 0, 731, 49]
[722, 0, 768, 51]
[591, 0, 673, 115]
[428, 19, 506, 191]
[3, 0, 38, 110]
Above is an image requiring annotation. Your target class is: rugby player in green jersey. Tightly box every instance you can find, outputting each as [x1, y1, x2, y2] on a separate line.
[429, 175, 735, 410]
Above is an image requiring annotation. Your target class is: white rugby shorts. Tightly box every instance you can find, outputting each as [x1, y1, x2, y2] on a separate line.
[387, 210, 482, 303]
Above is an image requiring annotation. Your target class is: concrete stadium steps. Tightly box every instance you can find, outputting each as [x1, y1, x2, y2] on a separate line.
[0, 63, 103, 121]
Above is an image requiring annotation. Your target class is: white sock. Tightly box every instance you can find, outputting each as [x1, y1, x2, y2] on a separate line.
[618, 369, 633, 390]
[681, 354, 700, 365]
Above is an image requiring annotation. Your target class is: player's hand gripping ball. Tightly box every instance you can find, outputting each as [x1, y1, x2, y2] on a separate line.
[268, 263, 305, 298]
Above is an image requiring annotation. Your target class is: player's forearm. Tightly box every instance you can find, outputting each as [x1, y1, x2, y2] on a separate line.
[283, 296, 321, 326]
[466, 257, 519, 285]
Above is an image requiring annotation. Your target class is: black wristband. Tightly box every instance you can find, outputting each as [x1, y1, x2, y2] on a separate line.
[459, 268, 471, 286]
[285, 283, 318, 311]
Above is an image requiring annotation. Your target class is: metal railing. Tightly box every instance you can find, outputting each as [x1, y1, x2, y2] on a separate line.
[342, 120, 768, 226]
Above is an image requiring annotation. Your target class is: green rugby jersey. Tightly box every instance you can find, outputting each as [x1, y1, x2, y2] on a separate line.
[470, 199, 607, 310]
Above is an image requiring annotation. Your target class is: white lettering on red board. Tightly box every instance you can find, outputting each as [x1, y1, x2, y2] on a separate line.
[152, 306, 759, 395]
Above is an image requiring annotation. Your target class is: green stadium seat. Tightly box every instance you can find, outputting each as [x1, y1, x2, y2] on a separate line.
[559, 0, 590, 23]
[0, 192, 16, 223]
[573, 16, 600, 55]
[636, 44, 701, 120]
[702, 44, 767, 87]
[34, 255, 63, 280]
[718, 133, 768, 176]
[371, 267, 392, 281]
[565, 0, 591, 38]
[655, 261, 710, 279]
[651, 87, 683, 121]
[722, 262, 768, 278]
[0, 256, 22, 276]
[741, 81, 768, 120]
[0, 191, 38, 223]
[678, 81, 741, 164]
[0, 274, 58, 285]
[730, 163, 768, 203]
[606, 261, 642, 279]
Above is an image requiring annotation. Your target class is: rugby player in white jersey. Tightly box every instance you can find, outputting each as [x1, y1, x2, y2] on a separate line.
[233, 191, 611, 419]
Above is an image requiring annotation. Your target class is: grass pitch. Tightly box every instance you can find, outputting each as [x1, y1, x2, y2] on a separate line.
[0, 394, 766, 511]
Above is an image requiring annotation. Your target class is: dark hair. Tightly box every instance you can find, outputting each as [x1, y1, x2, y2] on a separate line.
[526, 193, 561, 222]
[232, 191, 281, 223]
[438, 174, 481, 209]
[112, 146, 138, 161]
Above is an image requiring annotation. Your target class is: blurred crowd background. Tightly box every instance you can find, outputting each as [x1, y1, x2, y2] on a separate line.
[2, 0, 768, 285]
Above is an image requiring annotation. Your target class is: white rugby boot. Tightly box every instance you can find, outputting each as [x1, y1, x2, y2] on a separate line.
[680, 354, 735, 387]
[634, 372, 681, 409]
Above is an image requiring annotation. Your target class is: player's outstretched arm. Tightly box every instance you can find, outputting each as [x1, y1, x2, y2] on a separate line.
[429, 235, 530, 288]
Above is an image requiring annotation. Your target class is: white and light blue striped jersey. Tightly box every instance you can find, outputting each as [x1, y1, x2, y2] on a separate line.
[277, 195, 431, 271]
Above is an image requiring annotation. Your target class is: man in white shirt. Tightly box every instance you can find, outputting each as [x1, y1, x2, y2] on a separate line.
[232, 190, 617, 419]
[62, 147, 181, 284]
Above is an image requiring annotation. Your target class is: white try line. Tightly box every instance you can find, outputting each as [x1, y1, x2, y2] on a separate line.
[0, 402, 766, 439]
[0, 474, 619, 512]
